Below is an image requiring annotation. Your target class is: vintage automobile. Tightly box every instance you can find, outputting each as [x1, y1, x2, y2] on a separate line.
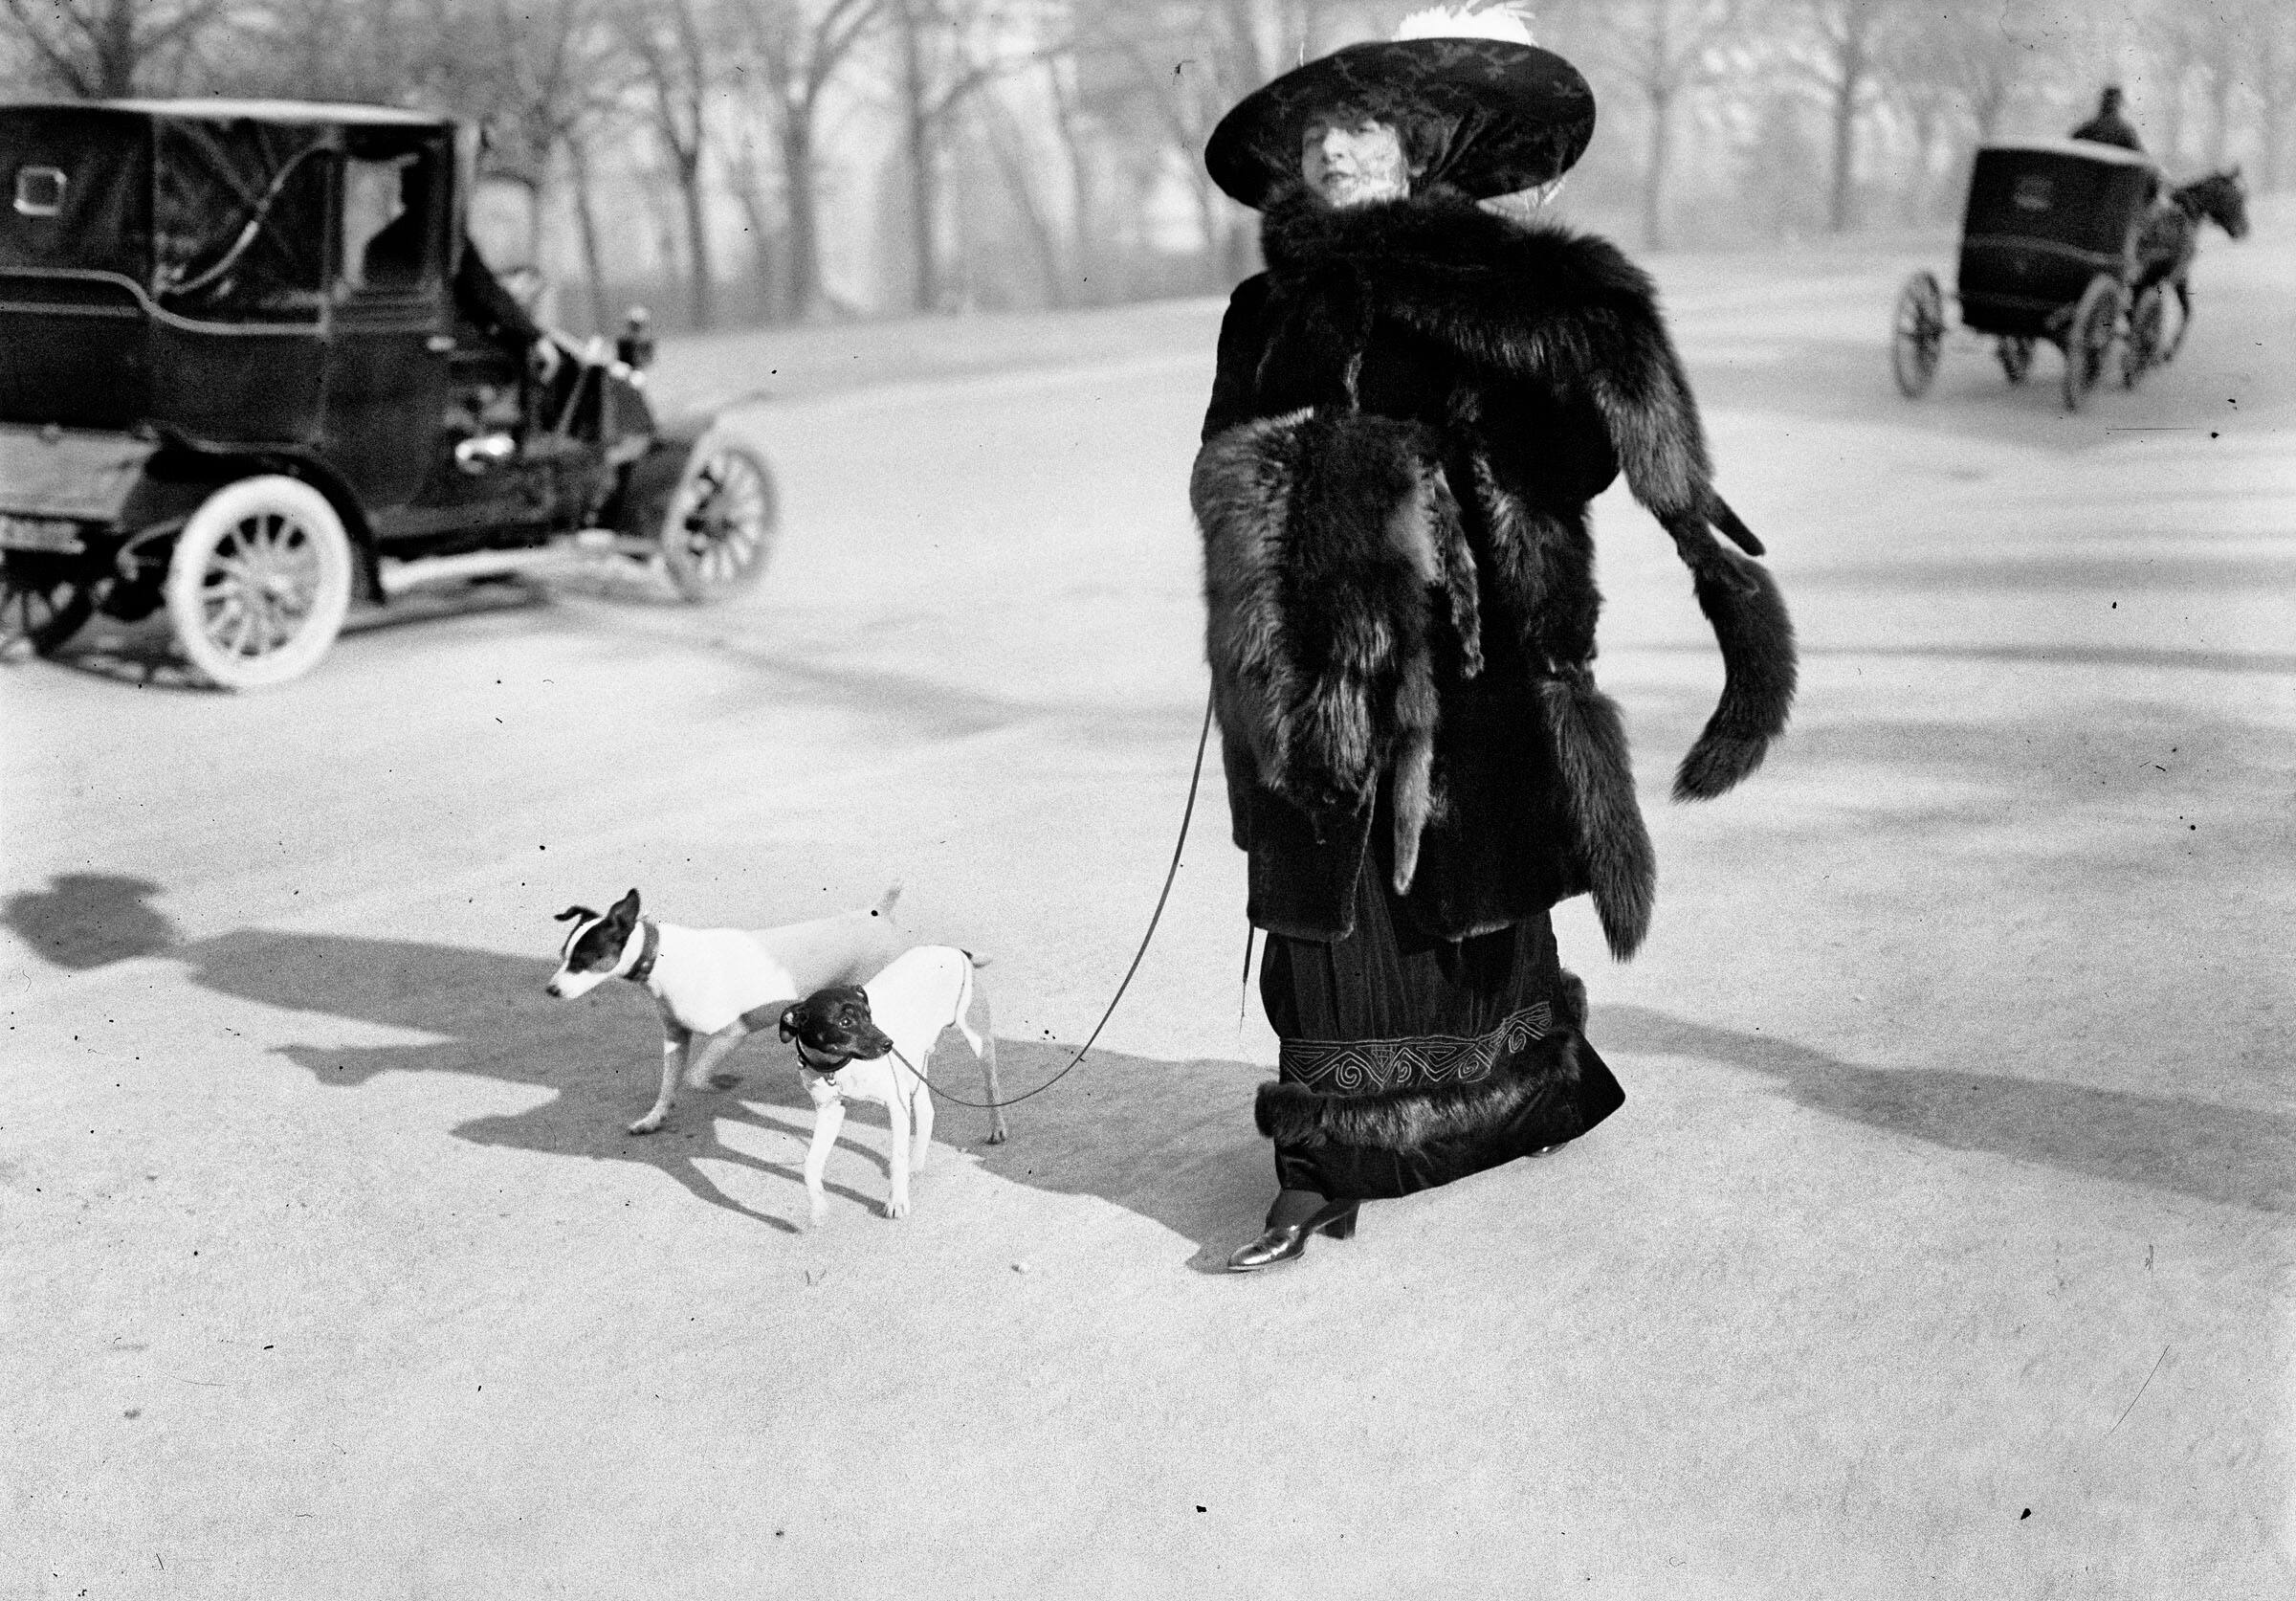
[0, 99, 774, 688]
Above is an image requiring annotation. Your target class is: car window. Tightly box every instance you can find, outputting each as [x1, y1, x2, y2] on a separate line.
[151, 119, 330, 322]
[342, 148, 441, 293]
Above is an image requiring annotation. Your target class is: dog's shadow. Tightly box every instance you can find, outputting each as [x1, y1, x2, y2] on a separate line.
[126, 919, 1271, 1247]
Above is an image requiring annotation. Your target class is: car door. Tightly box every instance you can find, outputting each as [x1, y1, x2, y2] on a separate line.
[320, 142, 453, 533]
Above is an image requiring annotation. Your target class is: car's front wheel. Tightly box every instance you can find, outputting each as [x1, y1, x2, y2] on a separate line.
[658, 434, 777, 603]
[165, 476, 354, 690]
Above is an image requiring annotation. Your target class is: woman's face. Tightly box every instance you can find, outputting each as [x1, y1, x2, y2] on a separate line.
[1301, 117, 1410, 207]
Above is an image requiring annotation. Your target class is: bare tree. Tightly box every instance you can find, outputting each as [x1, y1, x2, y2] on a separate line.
[1877, 2, 2072, 223]
[1567, 0, 1745, 249]
[2152, 3, 2258, 169]
[1055, 0, 1286, 286]
[1780, 0, 1900, 233]
[617, 0, 722, 329]
[2250, 0, 2296, 190]
[972, 91, 1070, 303]
[563, 127, 618, 332]
[886, 0, 1035, 311]
[1, 0, 232, 97]
[447, 0, 627, 268]
[210, 0, 446, 104]
[733, 0, 887, 319]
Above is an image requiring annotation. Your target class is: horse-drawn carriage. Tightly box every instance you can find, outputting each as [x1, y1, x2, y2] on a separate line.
[1891, 137, 2248, 411]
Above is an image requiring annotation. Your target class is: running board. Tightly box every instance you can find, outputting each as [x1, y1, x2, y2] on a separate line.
[376, 530, 653, 597]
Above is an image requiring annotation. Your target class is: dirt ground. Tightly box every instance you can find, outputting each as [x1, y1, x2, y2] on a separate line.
[4, 206, 2291, 1599]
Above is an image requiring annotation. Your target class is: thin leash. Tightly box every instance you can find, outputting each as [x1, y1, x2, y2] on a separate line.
[1238, 925, 1256, 1034]
[872, 688, 1218, 1114]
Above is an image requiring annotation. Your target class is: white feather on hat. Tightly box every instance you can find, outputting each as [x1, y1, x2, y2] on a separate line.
[1395, 4, 1536, 45]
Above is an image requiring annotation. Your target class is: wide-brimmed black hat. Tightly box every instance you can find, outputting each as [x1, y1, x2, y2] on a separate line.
[1205, 36, 1595, 211]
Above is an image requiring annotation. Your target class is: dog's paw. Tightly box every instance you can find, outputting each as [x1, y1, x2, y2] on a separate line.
[985, 1124, 1010, 1145]
[883, 1194, 910, 1220]
[807, 1196, 828, 1227]
[628, 1113, 666, 1136]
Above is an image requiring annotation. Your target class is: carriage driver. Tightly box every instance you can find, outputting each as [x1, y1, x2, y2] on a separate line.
[2071, 86, 2143, 153]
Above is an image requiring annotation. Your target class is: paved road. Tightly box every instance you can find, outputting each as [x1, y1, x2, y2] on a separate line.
[5, 209, 2291, 1599]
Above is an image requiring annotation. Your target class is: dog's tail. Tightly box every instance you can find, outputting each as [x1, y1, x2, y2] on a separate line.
[872, 881, 904, 919]
[960, 946, 992, 969]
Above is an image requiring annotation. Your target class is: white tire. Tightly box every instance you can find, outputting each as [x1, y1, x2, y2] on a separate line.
[166, 475, 354, 690]
[659, 434, 777, 603]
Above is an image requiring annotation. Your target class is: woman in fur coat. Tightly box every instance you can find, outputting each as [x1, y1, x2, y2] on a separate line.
[1194, 8, 1796, 1271]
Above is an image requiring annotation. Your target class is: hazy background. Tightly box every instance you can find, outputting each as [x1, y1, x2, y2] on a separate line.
[4, 0, 2288, 336]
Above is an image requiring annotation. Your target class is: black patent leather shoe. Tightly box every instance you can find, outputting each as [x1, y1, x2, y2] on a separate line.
[1225, 1201, 1359, 1273]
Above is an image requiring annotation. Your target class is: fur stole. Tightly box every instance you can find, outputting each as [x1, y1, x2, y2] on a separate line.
[1259, 189, 1797, 801]
[1194, 411, 1655, 956]
[1192, 409, 1481, 894]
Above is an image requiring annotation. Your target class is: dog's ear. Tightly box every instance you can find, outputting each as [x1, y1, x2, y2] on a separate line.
[553, 905, 597, 925]
[607, 888, 641, 927]
[777, 1002, 806, 1044]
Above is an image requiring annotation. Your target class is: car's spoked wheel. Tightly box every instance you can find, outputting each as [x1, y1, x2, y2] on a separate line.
[0, 552, 98, 657]
[1890, 271, 1946, 398]
[1996, 336, 2035, 385]
[165, 476, 353, 690]
[660, 435, 777, 602]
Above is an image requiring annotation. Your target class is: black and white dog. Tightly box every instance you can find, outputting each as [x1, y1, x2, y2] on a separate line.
[779, 947, 1006, 1223]
[548, 884, 906, 1135]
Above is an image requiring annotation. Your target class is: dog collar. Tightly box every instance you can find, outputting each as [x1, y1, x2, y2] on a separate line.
[624, 920, 661, 985]
[792, 1040, 851, 1076]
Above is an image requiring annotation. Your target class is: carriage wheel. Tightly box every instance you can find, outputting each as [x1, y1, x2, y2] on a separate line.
[1890, 271, 1946, 398]
[1996, 337, 2035, 386]
[2061, 276, 2123, 412]
[2122, 288, 2166, 389]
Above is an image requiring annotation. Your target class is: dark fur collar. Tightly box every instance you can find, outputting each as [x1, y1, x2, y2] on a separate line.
[1260, 188, 1657, 311]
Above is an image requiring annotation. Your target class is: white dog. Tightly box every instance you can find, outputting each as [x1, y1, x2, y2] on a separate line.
[547, 884, 906, 1135]
[777, 945, 1005, 1222]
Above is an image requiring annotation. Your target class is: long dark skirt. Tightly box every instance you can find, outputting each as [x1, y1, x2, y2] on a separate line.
[1257, 867, 1624, 1202]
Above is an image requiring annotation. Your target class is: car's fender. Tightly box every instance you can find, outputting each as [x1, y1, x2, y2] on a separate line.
[605, 411, 718, 543]
[122, 435, 383, 598]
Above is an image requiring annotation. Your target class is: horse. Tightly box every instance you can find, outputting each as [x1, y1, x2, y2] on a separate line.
[2133, 167, 2251, 362]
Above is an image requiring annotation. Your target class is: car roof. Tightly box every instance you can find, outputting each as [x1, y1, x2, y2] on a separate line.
[93, 98, 454, 131]
[1976, 136, 2159, 172]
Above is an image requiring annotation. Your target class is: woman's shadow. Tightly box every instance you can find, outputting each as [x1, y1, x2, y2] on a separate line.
[20, 875, 2268, 1253]
[1594, 1006, 2292, 1215]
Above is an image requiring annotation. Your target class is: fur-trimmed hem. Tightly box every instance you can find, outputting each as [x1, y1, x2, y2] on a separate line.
[1256, 1029, 1581, 1150]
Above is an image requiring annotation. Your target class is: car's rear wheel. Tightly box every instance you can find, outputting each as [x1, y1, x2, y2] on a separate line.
[0, 551, 99, 657]
[658, 434, 776, 603]
[165, 476, 354, 690]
